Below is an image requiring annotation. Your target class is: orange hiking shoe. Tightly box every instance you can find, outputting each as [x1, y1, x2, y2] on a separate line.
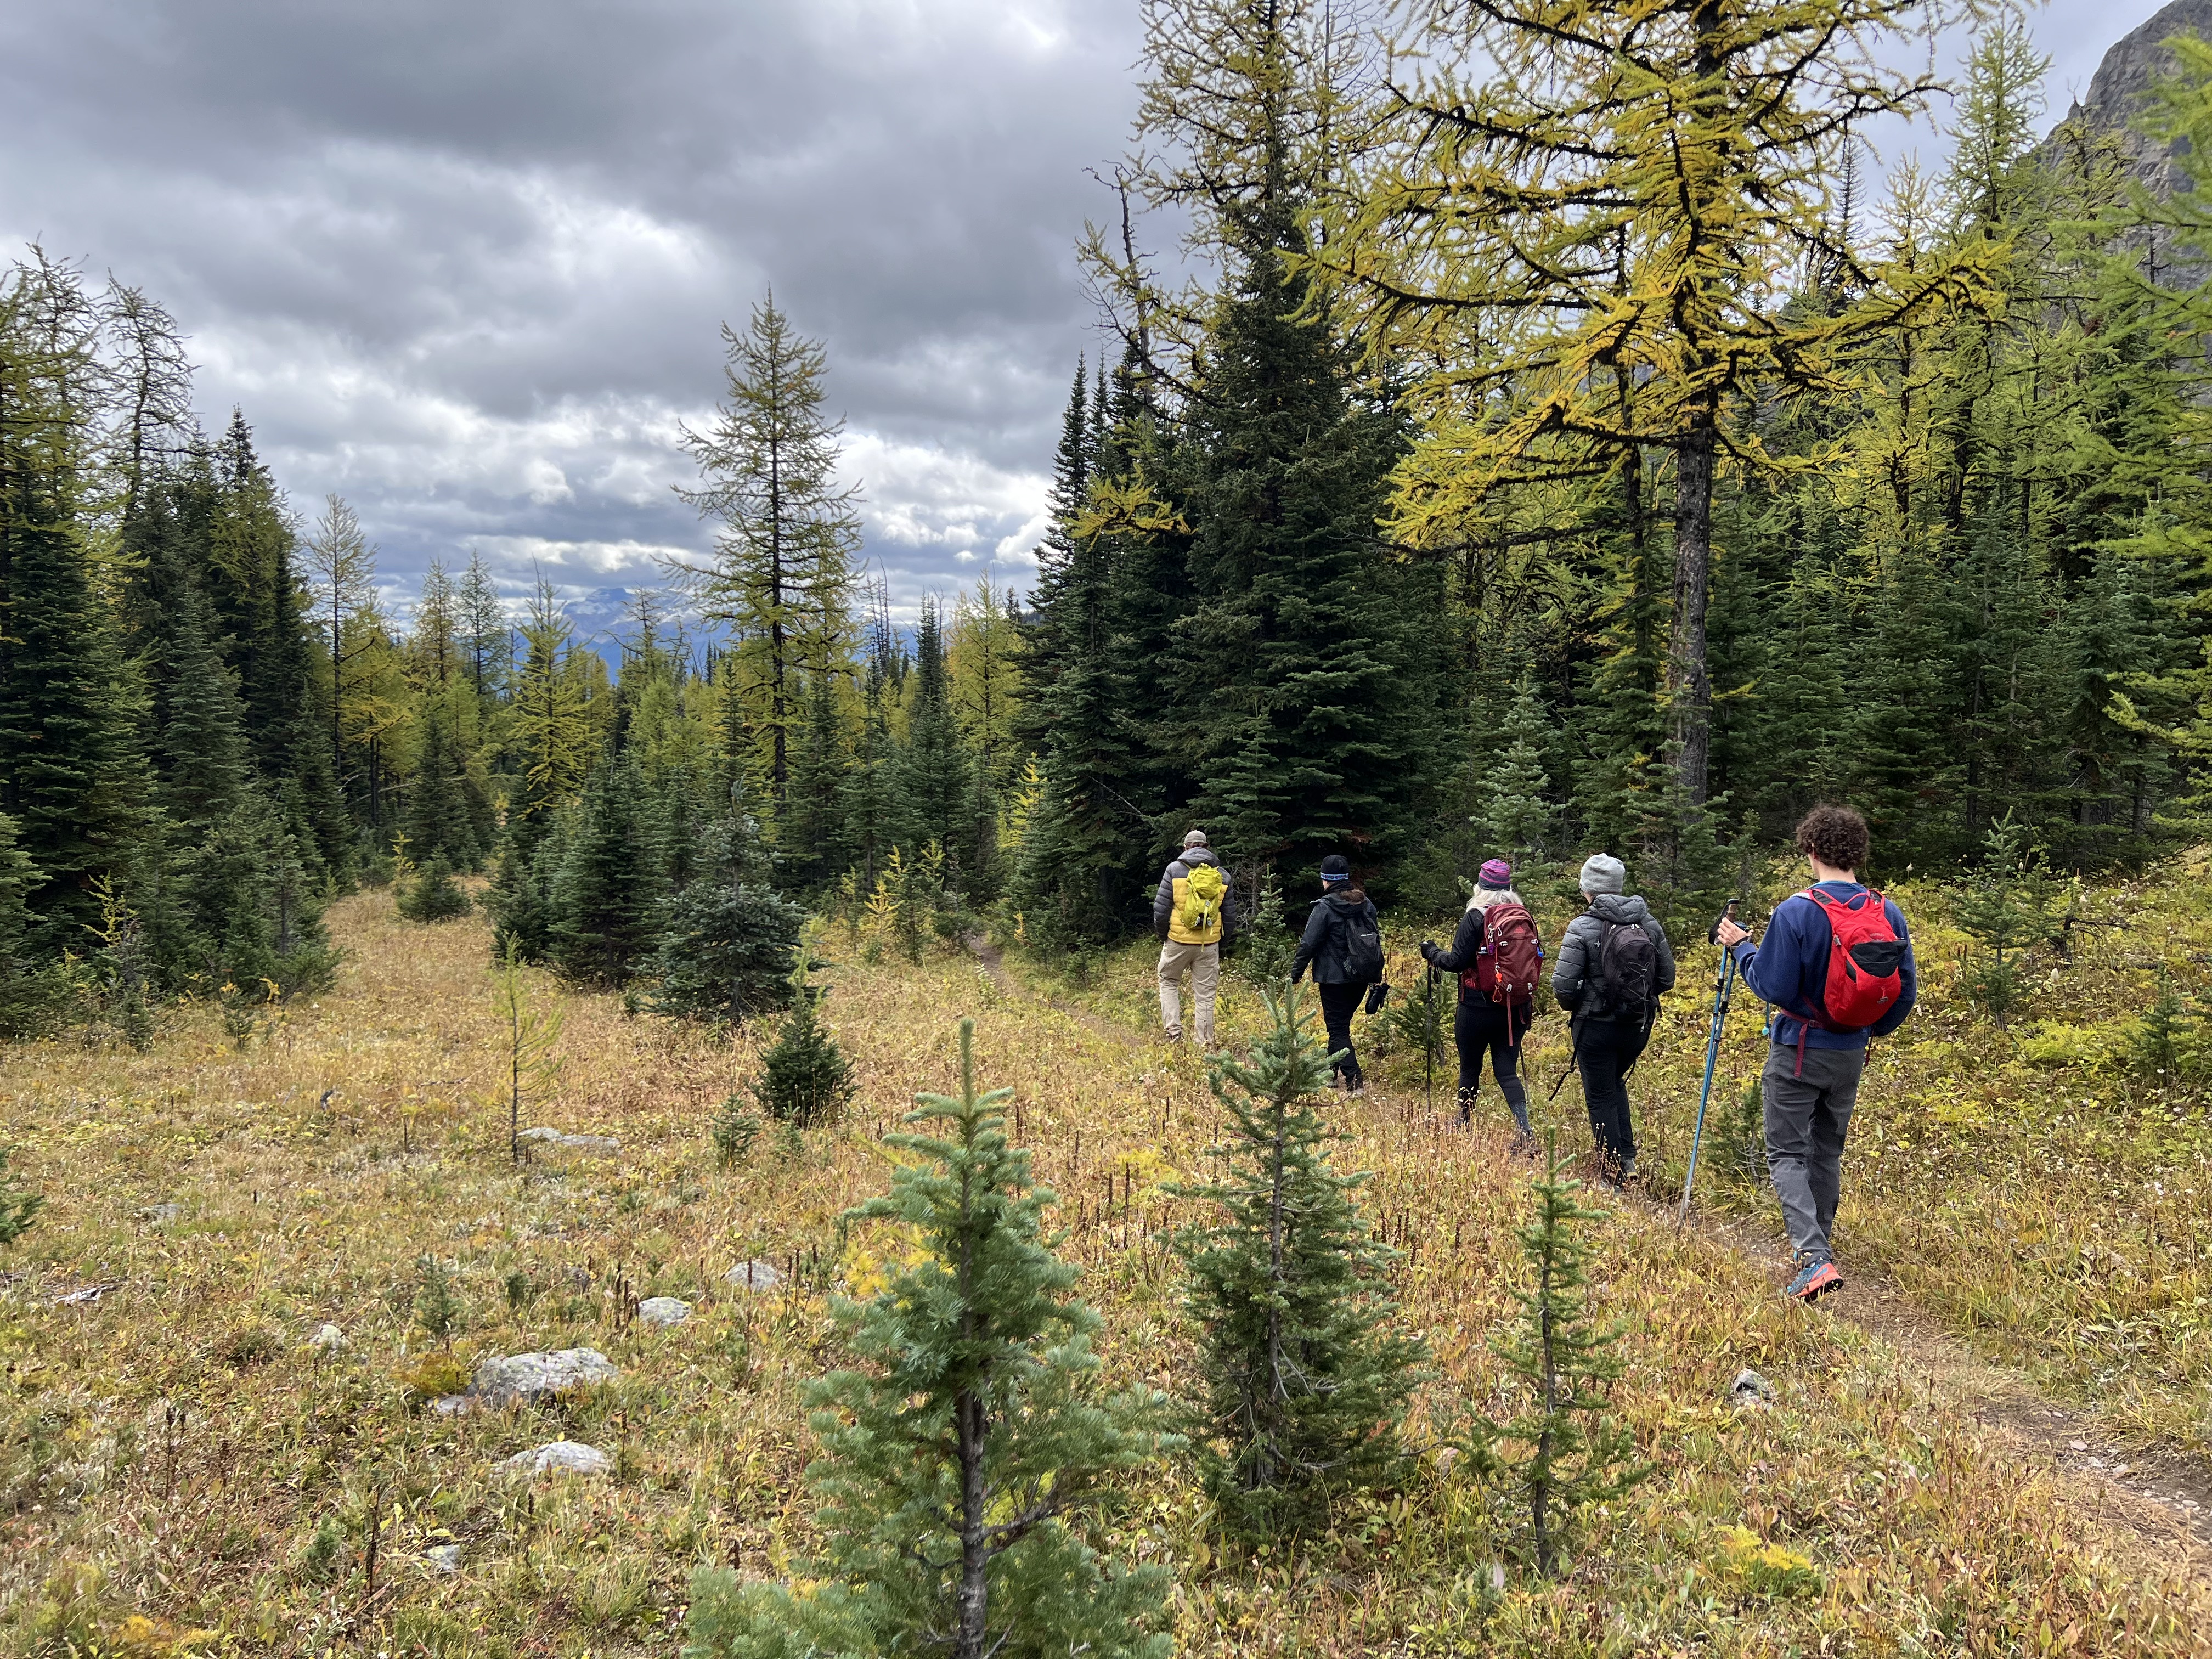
[1784, 1258, 1843, 1302]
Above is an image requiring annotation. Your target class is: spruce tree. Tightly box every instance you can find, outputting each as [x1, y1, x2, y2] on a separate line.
[751, 936, 855, 1127]
[549, 757, 658, 986]
[1175, 212, 1424, 876]
[1171, 986, 1424, 1537]
[649, 810, 806, 1025]
[782, 669, 851, 889]
[1474, 673, 1555, 865]
[900, 601, 986, 898]
[0, 812, 60, 1040]
[685, 1020, 1172, 1659]
[1485, 1135, 1649, 1575]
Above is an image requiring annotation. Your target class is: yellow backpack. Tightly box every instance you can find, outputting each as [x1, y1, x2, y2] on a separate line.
[1177, 863, 1226, 935]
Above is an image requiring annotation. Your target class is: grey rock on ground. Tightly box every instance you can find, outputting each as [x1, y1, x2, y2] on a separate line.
[636, 1296, 690, 1327]
[137, 1204, 183, 1225]
[499, 1440, 611, 1479]
[307, 1323, 347, 1353]
[518, 1127, 620, 1152]
[425, 1544, 464, 1572]
[1730, 1368, 1776, 1407]
[471, 1348, 620, 1407]
[725, 1260, 783, 1293]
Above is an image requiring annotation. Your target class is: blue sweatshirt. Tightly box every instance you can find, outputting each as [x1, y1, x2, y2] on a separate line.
[1729, 881, 1918, 1051]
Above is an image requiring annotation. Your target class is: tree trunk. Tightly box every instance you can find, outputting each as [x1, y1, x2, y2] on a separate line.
[1668, 407, 1717, 804]
[956, 1384, 990, 1659]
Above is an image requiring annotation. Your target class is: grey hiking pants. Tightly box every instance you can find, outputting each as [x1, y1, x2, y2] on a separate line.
[1762, 1042, 1866, 1264]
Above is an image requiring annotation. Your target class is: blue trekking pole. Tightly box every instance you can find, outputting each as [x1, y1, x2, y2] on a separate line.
[1679, 900, 1740, 1226]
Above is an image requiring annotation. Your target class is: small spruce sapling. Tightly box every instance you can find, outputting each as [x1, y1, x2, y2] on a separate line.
[1171, 985, 1425, 1538]
[712, 1092, 763, 1167]
[397, 853, 472, 922]
[493, 940, 563, 1164]
[1488, 1134, 1648, 1575]
[1950, 814, 2062, 1028]
[752, 928, 856, 1129]
[414, 1255, 462, 1347]
[684, 1020, 1175, 1659]
[0, 1148, 43, 1246]
[1233, 869, 1297, 988]
[2133, 969, 2197, 1080]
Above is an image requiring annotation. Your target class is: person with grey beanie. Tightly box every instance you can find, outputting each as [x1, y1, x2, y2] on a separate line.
[1551, 853, 1676, 1182]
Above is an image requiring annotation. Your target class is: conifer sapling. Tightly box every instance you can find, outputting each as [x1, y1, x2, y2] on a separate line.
[685, 1020, 1174, 1659]
[1172, 985, 1424, 1538]
[752, 925, 855, 1129]
[1487, 1133, 1649, 1575]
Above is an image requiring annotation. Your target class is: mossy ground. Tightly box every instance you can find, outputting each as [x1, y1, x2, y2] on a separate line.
[1, 870, 2208, 1656]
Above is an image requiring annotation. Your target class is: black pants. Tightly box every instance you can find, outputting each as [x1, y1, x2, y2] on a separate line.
[1316, 981, 1364, 1086]
[1455, 995, 1531, 1135]
[1573, 1014, 1649, 1171]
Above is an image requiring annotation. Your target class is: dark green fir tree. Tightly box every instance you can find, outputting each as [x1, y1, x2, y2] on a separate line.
[685, 1020, 1173, 1659]
[549, 756, 659, 985]
[1171, 985, 1424, 1537]
[649, 808, 806, 1025]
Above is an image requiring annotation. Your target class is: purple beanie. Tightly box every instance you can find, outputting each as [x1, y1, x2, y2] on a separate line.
[1478, 859, 1513, 890]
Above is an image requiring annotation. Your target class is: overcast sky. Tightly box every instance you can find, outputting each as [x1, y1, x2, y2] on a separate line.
[0, 0, 2181, 623]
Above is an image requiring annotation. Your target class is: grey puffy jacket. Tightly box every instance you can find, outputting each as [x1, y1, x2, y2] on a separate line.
[1551, 893, 1677, 1017]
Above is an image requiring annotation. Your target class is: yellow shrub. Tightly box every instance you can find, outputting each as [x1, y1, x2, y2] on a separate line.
[393, 1350, 470, 1402]
[1714, 1525, 1821, 1600]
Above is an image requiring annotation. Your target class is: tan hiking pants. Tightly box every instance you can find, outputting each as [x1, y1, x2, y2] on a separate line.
[1157, 939, 1220, 1046]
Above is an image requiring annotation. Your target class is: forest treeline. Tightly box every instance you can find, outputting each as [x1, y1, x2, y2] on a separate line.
[7, 0, 2212, 1034]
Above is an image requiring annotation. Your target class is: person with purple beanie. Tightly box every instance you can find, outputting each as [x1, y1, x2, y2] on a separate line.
[1420, 858, 1537, 1148]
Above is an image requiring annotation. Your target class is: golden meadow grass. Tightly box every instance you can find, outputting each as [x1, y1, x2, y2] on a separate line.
[0, 879, 2207, 1655]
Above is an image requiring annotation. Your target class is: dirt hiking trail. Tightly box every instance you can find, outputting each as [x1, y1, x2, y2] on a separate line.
[962, 933, 2212, 1583]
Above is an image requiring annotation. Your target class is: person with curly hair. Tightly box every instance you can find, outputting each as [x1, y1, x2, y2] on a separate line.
[1717, 804, 1919, 1303]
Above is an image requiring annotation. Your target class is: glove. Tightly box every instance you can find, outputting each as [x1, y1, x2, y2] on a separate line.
[1419, 940, 1440, 964]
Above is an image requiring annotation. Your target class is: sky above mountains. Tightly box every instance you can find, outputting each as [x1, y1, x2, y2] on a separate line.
[0, 0, 2179, 620]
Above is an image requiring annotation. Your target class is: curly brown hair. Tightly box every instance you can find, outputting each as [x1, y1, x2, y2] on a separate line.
[1795, 805, 1869, 873]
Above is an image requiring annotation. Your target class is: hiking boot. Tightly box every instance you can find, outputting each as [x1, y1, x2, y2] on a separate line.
[1621, 1156, 1638, 1183]
[1783, 1258, 1843, 1302]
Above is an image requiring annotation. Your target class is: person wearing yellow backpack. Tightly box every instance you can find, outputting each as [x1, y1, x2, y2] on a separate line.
[1153, 829, 1238, 1047]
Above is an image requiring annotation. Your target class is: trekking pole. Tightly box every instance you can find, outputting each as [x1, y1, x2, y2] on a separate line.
[1424, 962, 1437, 1116]
[1679, 901, 1740, 1227]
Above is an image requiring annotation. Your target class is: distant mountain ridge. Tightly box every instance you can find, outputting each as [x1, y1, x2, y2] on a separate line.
[2062, 0, 2212, 190]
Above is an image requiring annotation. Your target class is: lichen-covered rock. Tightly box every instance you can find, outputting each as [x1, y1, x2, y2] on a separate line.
[636, 1296, 690, 1327]
[425, 1543, 464, 1571]
[471, 1347, 620, 1407]
[498, 1440, 611, 1479]
[724, 1259, 783, 1293]
[307, 1323, 347, 1353]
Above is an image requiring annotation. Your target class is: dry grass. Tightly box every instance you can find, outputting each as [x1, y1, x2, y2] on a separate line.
[0, 884, 2205, 1655]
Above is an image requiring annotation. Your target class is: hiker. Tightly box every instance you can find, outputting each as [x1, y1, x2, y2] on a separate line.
[1551, 853, 1676, 1183]
[1419, 858, 1540, 1147]
[1289, 854, 1384, 1094]
[1153, 829, 1237, 1047]
[1716, 804, 1917, 1304]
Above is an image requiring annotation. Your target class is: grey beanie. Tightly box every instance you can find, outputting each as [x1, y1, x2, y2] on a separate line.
[1578, 853, 1626, 896]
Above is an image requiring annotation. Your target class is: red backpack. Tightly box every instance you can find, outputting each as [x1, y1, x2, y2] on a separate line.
[1791, 886, 1906, 1068]
[1462, 902, 1544, 1043]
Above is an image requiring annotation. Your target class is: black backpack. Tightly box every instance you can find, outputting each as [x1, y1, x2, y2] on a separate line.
[1341, 905, 1384, 984]
[1595, 919, 1658, 1018]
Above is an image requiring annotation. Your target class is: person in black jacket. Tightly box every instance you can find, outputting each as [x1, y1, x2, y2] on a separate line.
[1551, 853, 1677, 1183]
[1289, 854, 1380, 1095]
[1419, 857, 1534, 1147]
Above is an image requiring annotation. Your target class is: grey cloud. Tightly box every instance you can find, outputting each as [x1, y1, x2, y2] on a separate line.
[0, 0, 1140, 612]
[4, 0, 2154, 619]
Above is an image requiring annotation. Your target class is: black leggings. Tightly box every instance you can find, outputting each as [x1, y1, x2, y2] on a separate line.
[1574, 1015, 1649, 1170]
[1455, 995, 1531, 1133]
[1316, 981, 1364, 1086]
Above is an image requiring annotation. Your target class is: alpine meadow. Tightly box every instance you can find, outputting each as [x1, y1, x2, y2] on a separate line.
[16, 0, 2212, 1654]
